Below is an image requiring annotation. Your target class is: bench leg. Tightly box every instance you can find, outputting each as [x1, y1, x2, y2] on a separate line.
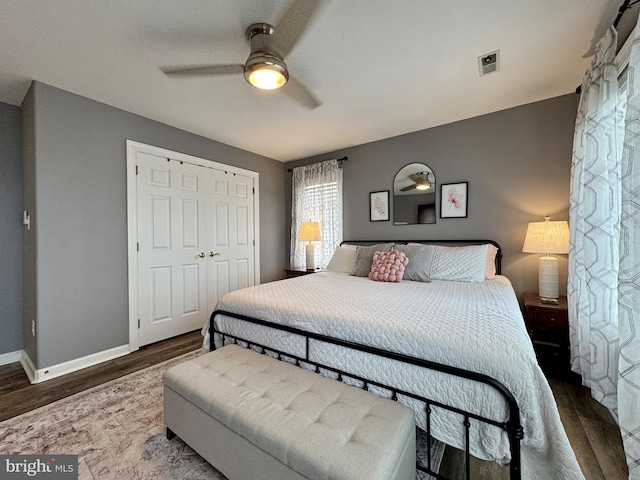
[166, 427, 176, 440]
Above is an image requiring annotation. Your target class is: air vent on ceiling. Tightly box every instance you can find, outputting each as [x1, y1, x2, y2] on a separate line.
[478, 50, 500, 76]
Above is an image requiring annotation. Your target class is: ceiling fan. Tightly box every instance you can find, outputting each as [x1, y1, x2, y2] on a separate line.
[400, 172, 433, 192]
[160, 0, 322, 109]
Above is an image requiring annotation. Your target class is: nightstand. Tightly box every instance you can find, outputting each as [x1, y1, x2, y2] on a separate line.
[523, 293, 571, 380]
[283, 267, 321, 279]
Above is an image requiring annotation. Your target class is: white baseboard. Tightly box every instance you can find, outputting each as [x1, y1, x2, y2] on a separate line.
[0, 350, 22, 366]
[20, 351, 36, 383]
[23, 345, 130, 384]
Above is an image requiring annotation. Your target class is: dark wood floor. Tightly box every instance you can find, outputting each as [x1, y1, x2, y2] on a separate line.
[439, 377, 629, 480]
[0, 331, 628, 479]
[0, 330, 203, 422]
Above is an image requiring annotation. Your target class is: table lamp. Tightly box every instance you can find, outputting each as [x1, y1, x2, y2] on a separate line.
[298, 221, 321, 270]
[522, 216, 570, 303]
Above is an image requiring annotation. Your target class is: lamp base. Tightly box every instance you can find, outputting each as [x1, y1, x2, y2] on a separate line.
[540, 297, 560, 305]
[538, 256, 559, 299]
[305, 243, 315, 271]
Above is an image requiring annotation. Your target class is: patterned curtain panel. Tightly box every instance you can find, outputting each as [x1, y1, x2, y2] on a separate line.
[569, 25, 623, 412]
[570, 23, 640, 478]
[290, 159, 343, 268]
[619, 22, 640, 478]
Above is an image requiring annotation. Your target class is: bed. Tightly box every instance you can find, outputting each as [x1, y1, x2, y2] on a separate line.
[202, 240, 584, 480]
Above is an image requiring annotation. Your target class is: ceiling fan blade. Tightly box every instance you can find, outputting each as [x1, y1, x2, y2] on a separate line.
[282, 76, 322, 109]
[161, 64, 244, 77]
[273, 0, 323, 58]
[400, 184, 418, 192]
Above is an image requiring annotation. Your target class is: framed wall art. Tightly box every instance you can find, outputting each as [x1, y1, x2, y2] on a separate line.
[369, 190, 390, 221]
[440, 182, 468, 218]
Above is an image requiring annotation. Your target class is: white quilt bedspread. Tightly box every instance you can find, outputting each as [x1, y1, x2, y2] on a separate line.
[202, 272, 584, 480]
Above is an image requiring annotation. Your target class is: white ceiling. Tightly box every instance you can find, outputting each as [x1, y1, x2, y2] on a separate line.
[0, 1, 620, 162]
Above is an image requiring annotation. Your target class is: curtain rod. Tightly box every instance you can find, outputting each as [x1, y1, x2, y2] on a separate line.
[287, 156, 348, 173]
[576, 0, 638, 94]
[614, 0, 640, 28]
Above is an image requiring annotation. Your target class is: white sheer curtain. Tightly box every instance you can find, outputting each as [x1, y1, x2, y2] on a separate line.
[619, 21, 640, 478]
[569, 23, 640, 479]
[569, 25, 623, 412]
[290, 159, 343, 269]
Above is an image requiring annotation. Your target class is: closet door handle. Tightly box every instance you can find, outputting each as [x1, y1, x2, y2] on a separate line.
[209, 252, 220, 257]
[196, 252, 205, 258]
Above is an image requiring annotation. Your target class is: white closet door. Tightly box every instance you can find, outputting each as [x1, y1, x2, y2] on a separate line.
[136, 152, 208, 346]
[206, 169, 256, 307]
[134, 148, 257, 347]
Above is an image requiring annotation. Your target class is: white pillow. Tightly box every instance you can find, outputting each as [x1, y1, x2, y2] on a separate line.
[485, 244, 498, 279]
[430, 244, 489, 282]
[325, 246, 357, 273]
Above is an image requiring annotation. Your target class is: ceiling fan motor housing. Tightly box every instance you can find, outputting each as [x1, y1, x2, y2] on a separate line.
[244, 23, 289, 88]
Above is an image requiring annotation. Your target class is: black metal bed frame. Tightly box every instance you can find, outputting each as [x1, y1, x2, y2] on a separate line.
[210, 310, 524, 480]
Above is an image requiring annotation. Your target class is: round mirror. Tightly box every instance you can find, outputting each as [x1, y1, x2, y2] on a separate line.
[393, 163, 436, 225]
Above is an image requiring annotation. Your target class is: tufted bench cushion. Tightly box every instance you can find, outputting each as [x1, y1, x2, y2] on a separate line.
[163, 344, 416, 480]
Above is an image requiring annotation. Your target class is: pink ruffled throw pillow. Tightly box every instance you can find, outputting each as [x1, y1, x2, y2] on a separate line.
[368, 249, 409, 283]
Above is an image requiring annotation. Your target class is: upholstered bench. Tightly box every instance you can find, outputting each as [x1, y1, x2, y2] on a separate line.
[163, 344, 416, 480]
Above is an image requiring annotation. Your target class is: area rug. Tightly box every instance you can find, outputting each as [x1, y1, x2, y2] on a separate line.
[0, 351, 444, 479]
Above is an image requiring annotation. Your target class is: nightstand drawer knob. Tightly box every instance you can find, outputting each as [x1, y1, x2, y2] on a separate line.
[549, 317, 556, 322]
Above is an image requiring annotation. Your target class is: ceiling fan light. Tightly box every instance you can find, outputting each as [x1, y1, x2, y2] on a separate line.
[415, 182, 430, 190]
[244, 53, 288, 90]
[247, 65, 288, 90]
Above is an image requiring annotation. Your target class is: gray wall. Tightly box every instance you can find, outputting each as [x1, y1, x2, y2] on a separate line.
[22, 81, 286, 368]
[286, 94, 578, 303]
[0, 102, 23, 354]
[7, 86, 578, 365]
[21, 91, 36, 361]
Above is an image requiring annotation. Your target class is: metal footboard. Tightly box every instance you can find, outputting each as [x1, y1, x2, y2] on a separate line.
[211, 309, 523, 480]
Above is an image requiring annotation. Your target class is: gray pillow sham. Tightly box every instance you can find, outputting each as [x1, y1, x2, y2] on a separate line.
[394, 244, 435, 282]
[351, 243, 394, 276]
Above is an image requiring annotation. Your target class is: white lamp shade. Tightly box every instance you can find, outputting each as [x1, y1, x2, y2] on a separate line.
[298, 222, 321, 241]
[522, 218, 569, 254]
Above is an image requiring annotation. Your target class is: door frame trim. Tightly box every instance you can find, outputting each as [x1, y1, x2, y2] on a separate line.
[125, 140, 260, 352]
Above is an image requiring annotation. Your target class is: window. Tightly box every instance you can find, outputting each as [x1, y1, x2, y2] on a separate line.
[290, 160, 343, 268]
